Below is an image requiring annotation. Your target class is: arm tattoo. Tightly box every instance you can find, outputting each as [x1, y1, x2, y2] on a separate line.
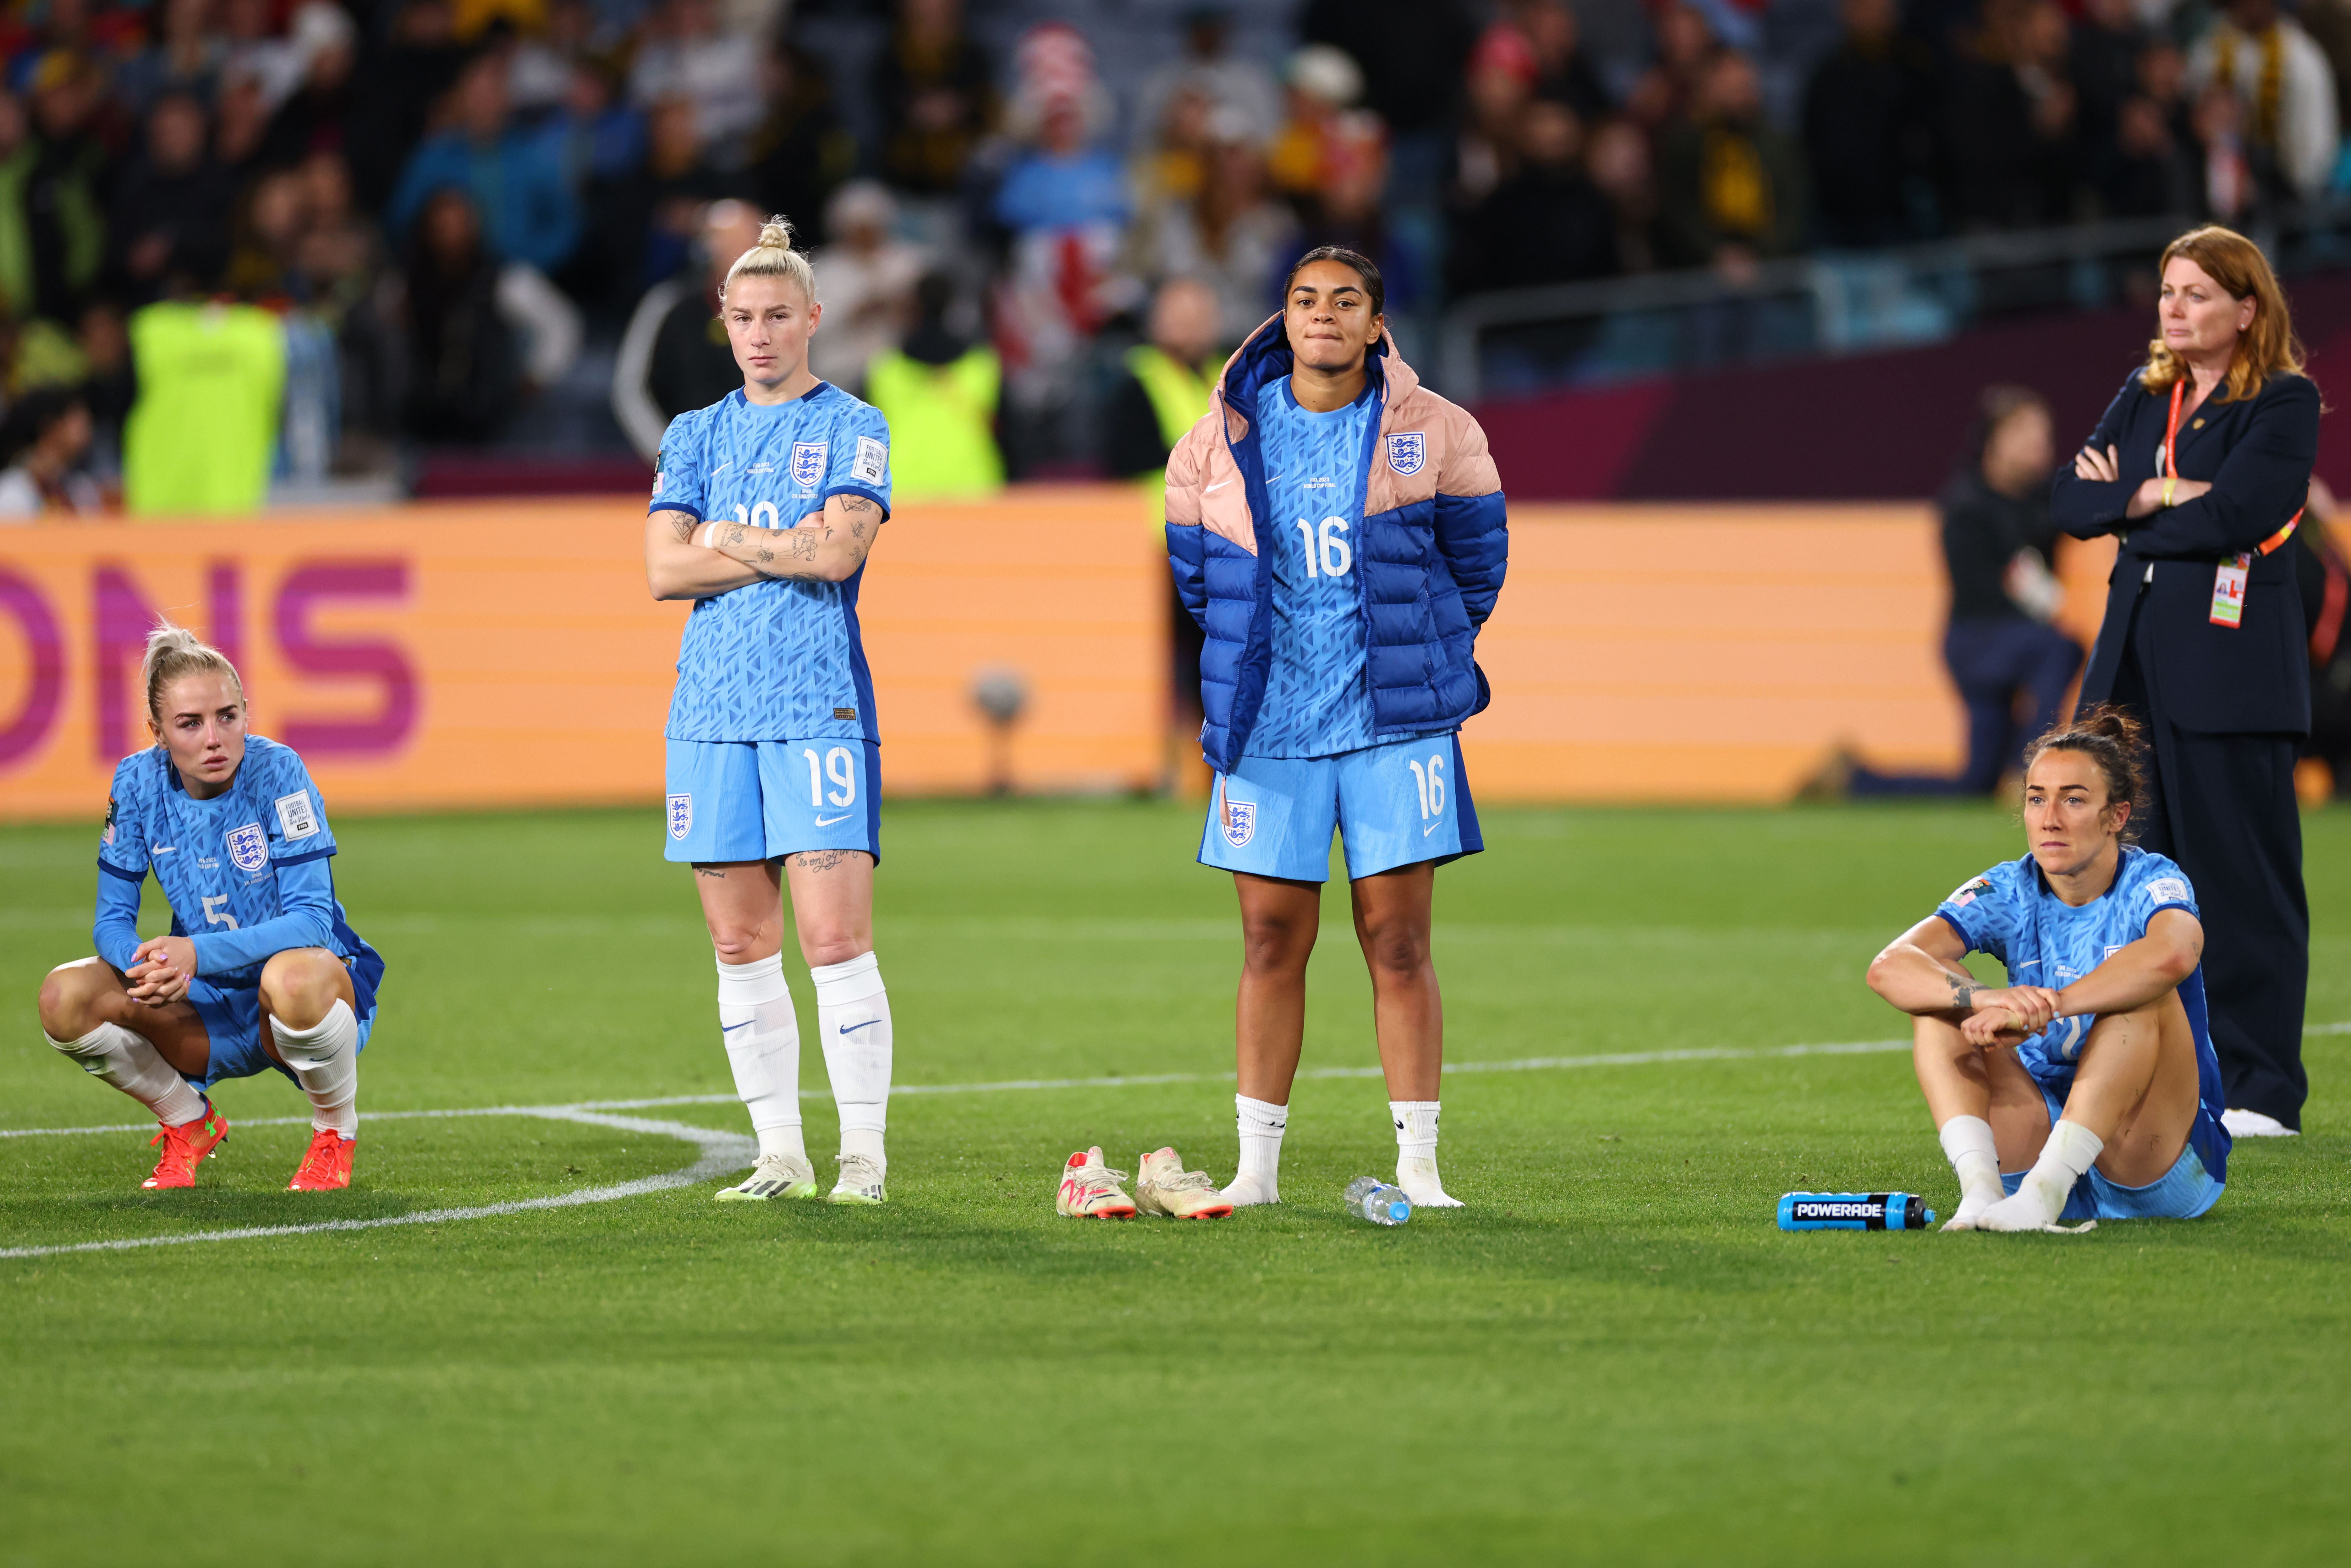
[1945, 970, 1982, 1009]
[666, 512, 694, 542]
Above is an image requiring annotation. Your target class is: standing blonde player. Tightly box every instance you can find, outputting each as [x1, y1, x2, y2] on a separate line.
[642, 216, 897, 1205]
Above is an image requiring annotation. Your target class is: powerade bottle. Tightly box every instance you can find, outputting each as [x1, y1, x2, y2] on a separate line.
[1777, 1192, 1936, 1231]
[1344, 1176, 1412, 1226]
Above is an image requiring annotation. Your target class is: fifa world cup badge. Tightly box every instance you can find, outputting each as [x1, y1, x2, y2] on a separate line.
[1222, 797, 1256, 848]
[668, 793, 693, 841]
[1385, 432, 1426, 476]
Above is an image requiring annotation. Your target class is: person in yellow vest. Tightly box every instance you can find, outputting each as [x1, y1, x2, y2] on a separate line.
[1104, 276, 1222, 481]
[123, 296, 285, 518]
[861, 272, 1002, 501]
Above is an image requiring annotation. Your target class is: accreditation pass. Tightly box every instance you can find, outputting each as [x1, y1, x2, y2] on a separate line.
[2210, 553, 2251, 628]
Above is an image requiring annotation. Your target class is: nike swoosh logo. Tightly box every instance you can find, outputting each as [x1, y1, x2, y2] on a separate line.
[720, 1021, 752, 1034]
[838, 1020, 879, 1034]
[1424, 820, 1444, 836]
[153, 846, 175, 854]
[815, 814, 852, 826]
[1205, 479, 1233, 493]
[711, 462, 733, 475]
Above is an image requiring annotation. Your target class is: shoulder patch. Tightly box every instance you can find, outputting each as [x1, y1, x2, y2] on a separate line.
[1385, 431, 1426, 476]
[274, 789, 320, 841]
[2143, 876, 2191, 904]
[102, 795, 116, 847]
[1946, 875, 1994, 908]
[853, 435, 887, 486]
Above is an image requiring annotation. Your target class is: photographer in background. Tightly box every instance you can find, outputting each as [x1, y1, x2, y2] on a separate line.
[1814, 385, 2081, 798]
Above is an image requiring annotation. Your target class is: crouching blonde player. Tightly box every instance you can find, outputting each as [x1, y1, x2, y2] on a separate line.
[1866, 708, 2231, 1231]
[37, 622, 386, 1191]
[643, 215, 898, 1205]
[1164, 246, 1508, 1209]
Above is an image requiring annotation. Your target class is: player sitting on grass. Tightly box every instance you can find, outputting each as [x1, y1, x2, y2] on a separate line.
[1164, 247, 1508, 1209]
[37, 621, 386, 1192]
[1866, 708, 2231, 1231]
[642, 214, 897, 1205]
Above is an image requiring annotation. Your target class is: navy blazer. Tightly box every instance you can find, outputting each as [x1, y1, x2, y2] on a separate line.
[2051, 368, 2318, 735]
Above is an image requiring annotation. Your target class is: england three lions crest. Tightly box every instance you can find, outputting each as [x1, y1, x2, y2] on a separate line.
[226, 822, 270, 875]
[1221, 796, 1256, 848]
[1385, 432, 1426, 476]
[668, 793, 693, 840]
[791, 442, 828, 490]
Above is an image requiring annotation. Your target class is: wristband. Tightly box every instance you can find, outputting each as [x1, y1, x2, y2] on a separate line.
[2162, 475, 2177, 508]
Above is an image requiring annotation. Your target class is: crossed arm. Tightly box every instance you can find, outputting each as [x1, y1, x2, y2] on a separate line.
[1865, 908, 2203, 1045]
[644, 491, 886, 600]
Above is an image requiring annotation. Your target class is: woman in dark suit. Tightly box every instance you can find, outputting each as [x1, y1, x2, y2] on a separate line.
[2052, 224, 2319, 1137]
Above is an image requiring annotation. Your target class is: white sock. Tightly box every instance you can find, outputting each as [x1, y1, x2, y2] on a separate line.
[1937, 1115, 2005, 1230]
[50, 1021, 208, 1126]
[717, 954, 806, 1165]
[268, 999, 360, 1138]
[1980, 1119, 2104, 1231]
[813, 951, 890, 1166]
[1392, 1099, 1462, 1207]
[1230, 1094, 1287, 1205]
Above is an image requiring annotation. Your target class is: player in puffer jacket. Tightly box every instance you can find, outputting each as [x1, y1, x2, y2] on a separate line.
[1163, 246, 1508, 1212]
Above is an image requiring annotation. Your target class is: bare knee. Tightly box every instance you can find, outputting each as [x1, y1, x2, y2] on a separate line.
[38, 958, 115, 1039]
[258, 950, 348, 1029]
[1241, 912, 1316, 976]
[798, 927, 869, 969]
[1356, 916, 1430, 981]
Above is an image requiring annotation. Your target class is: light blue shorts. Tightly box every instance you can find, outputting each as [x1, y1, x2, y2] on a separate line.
[1199, 734, 1482, 883]
[184, 969, 378, 1094]
[2002, 1083, 2226, 1221]
[664, 737, 881, 864]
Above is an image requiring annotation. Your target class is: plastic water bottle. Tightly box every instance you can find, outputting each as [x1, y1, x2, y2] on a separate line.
[1776, 1192, 1936, 1231]
[1344, 1176, 1412, 1226]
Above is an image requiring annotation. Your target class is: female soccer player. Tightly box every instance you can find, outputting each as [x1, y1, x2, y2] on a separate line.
[37, 622, 385, 1191]
[1865, 709, 2232, 1231]
[642, 214, 897, 1206]
[1164, 247, 1509, 1209]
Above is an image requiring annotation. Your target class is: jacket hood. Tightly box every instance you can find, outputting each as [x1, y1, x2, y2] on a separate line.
[1212, 314, 1420, 427]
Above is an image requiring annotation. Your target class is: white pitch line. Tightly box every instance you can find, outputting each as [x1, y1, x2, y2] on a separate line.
[0, 1108, 755, 1261]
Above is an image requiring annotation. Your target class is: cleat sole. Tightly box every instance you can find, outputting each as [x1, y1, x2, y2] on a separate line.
[716, 1181, 821, 1202]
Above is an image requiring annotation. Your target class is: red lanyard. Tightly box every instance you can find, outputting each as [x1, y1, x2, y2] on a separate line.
[2165, 379, 2301, 556]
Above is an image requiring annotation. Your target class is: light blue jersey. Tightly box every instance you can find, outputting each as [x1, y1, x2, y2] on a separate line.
[653, 382, 893, 744]
[95, 737, 383, 1088]
[1245, 378, 1376, 759]
[1936, 845, 2230, 1189]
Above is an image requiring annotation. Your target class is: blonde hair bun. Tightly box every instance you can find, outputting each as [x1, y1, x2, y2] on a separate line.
[758, 216, 794, 250]
[721, 212, 817, 303]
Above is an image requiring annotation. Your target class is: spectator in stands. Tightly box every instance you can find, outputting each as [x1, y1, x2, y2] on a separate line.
[612, 198, 761, 461]
[389, 49, 581, 275]
[872, 0, 996, 214]
[213, 64, 273, 177]
[808, 182, 927, 394]
[396, 187, 522, 444]
[1135, 5, 1283, 154]
[2302, 0, 2351, 142]
[2071, 0, 2148, 165]
[1101, 275, 1219, 482]
[2095, 40, 2200, 218]
[256, 2, 359, 171]
[346, 0, 465, 211]
[1624, 3, 1716, 134]
[1586, 116, 1659, 274]
[224, 166, 310, 301]
[1123, 116, 1295, 345]
[583, 96, 734, 311]
[106, 90, 235, 304]
[1803, 0, 1940, 247]
[17, 53, 109, 322]
[629, 0, 765, 158]
[2188, 0, 2339, 203]
[746, 39, 857, 244]
[1299, 0, 1477, 145]
[1134, 81, 1218, 222]
[1515, 0, 1615, 125]
[76, 300, 134, 479]
[862, 271, 1003, 501]
[114, 0, 226, 114]
[1944, 0, 2080, 231]
[1819, 387, 2079, 799]
[123, 284, 285, 515]
[0, 386, 101, 518]
[1449, 99, 1620, 294]
[1453, 17, 1537, 213]
[1267, 44, 1364, 201]
[1655, 50, 1805, 275]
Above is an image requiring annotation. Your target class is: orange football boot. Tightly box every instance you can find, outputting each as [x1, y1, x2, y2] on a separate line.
[143, 1102, 228, 1189]
[287, 1128, 356, 1191]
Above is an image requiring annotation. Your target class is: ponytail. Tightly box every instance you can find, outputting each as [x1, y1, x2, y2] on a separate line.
[140, 618, 243, 735]
[2022, 705, 2147, 836]
[720, 213, 817, 305]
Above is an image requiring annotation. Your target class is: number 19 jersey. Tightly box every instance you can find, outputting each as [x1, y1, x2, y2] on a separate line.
[652, 382, 893, 744]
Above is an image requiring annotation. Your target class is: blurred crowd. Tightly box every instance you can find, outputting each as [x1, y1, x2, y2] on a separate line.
[6, 0, 2351, 514]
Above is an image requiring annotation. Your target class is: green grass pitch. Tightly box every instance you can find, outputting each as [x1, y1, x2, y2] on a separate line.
[2, 798, 2346, 1565]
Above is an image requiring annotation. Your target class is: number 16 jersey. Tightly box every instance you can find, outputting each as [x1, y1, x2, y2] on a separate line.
[652, 382, 893, 744]
[1248, 378, 1377, 759]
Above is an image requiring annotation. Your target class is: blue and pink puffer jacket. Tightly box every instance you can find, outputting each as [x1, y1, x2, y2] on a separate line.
[1163, 318, 1509, 772]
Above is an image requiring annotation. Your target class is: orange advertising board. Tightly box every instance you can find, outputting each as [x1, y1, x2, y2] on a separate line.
[0, 489, 1168, 823]
[0, 494, 2101, 821]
